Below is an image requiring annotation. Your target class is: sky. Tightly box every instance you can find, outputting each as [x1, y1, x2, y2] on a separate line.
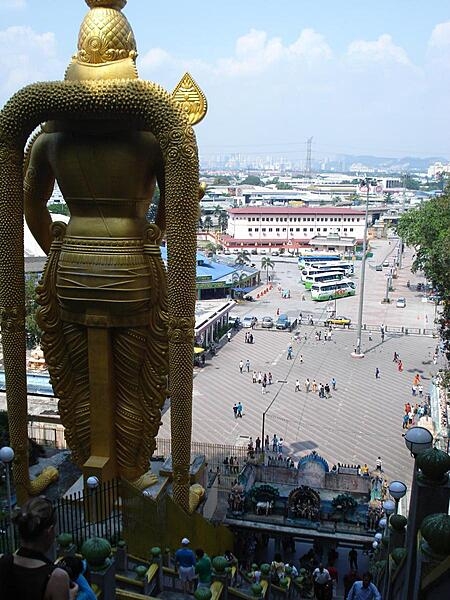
[1, 0, 450, 161]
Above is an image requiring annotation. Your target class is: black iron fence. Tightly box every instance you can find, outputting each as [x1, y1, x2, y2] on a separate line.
[0, 478, 121, 554]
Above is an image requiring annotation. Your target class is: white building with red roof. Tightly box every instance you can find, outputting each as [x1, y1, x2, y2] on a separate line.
[222, 206, 367, 252]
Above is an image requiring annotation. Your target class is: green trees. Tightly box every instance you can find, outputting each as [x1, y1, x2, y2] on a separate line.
[240, 175, 262, 186]
[25, 274, 41, 348]
[396, 192, 450, 297]
[234, 250, 251, 266]
[261, 256, 274, 282]
[203, 216, 213, 231]
[48, 202, 69, 216]
[396, 188, 450, 363]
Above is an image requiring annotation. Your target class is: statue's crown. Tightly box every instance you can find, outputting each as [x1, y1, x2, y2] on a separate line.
[66, 0, 137, 79]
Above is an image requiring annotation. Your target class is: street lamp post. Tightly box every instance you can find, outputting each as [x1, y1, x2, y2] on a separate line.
[0, 446, 15, 545]
[352, 177, 371, 358]
[388, 480, 407, 514]
[86, 475, 100, 537]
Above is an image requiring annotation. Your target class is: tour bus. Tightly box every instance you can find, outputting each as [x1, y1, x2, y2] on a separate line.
[303, 270, 345, 290]
[311, 278, 356, 301]
[304, 260, 355, 277]
[298, 251, 341, 268]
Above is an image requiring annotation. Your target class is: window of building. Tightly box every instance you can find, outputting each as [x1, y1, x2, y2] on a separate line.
[310, 228, 314, 232]
[262, 228, 266, 232]
[248, 228, 252, 232]
[303, 228, 307, 232]
[349, 227, 354, 232]
[268, 228, 272, 232]
[276, 228, 280, 232]
[296, 228, 300, 232]
[323, 228, 327, 232]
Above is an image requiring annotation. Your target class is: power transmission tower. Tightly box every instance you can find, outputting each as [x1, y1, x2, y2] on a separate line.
[305, 137, 313, 178]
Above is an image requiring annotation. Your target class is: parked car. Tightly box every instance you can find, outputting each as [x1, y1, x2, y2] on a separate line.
[261, 316, 274, 328]
[396, 297, 406, 308]
[242, 294, 255, 302]
[325, 315, 351, 327]
[375, 265, 383, 271]
[242, 316, 257, 328]
[271, 250, 280, 256]
[383, 260, 390, 267]
[260, 249, 267, 255]
[275, 314, 291, 330]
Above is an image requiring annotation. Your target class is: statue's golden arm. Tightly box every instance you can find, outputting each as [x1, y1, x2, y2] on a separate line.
[24, 134, 55, 256]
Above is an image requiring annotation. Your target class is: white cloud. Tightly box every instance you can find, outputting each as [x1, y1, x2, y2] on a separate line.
[428, 21, 450, 49]
[347, 34, 412, 67]
[287, 29, 333, 63]
[0, 26, 61, 99]
[217, 29, 283, 76]
[139, 47, 172, 70]
[0, 0, 26, 9]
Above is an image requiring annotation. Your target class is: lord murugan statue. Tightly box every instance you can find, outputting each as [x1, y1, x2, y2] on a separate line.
[0, 0, 206, 511]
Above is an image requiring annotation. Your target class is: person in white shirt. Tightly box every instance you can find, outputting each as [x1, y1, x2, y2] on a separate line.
[312, 563, 331, 600]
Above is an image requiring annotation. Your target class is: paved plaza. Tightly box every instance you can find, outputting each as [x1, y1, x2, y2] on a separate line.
[159, 240, 440, 490]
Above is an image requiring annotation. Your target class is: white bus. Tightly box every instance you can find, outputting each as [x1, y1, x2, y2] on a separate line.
[298, 251, 341, 268]
[311, 279, 356, 301]
[303, 270, 345, 290]
[304, 260, 354, 276]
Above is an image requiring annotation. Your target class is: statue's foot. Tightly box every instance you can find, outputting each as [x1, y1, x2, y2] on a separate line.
[130, 471, 158, 490]
[29, 466, 59, 495]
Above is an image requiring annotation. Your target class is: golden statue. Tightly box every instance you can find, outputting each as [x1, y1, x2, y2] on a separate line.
[0, 0, 205, 511]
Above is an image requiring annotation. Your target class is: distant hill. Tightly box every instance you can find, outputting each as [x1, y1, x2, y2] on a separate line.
[322, 154, 449, 172]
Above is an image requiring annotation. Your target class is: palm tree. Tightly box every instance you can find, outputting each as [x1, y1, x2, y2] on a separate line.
[261, 256, 274, 282]
[218, 213, 228, 232]
[235, 250, 251, 265]
[203, 216, 213, 231]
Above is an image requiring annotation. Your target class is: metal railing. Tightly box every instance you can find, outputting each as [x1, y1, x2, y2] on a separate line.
[0, 478, 121, 554]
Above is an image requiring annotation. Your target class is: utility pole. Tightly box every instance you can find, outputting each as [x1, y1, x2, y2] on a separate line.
[304, 137, 313, 178]
[352, 177, 371, 358]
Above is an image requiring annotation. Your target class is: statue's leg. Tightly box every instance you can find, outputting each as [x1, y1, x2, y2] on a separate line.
[60, 321, 90, 463]
[113, 326, 153, 483]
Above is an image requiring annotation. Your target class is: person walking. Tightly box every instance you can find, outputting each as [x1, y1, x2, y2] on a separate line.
[255, 437, 261, 452]
[375, 367, 380, 379]
[348, 548, 358, 571]
[287, 345, 293, 360]
[324, 383, 331, 398]
[312, 563, 331, 600]
[295, 379, 301, 392]
[233, 404, 238, 418]
[257, 371, 262, 384]
[312, 379, 318, 393]
[268, 372, 273, 385]
[331, 377, 336, 391]
[261, 380, 267, 394]
[398, 360, 403, 372]
[227, 330, 232, 342]
[305, 377, 311, 393]
[236, 402, 243, 418]
[175, 538, 196, 595]
[195, 548, 212, 590]
[319, 383, 325, 398]
[252, 371, 257, 383]
[299, 354, 303, 363]
[272, 435, 278, 453]
[239, 360, 244, 374]
[393, 351, 399, 363]
[245, 359, 250, 373]
[346, 572, 381, 600]
[264, 435, 270, 452]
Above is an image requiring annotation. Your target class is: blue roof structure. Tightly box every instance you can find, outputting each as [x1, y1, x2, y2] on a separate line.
[160, 247, 255, 284]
